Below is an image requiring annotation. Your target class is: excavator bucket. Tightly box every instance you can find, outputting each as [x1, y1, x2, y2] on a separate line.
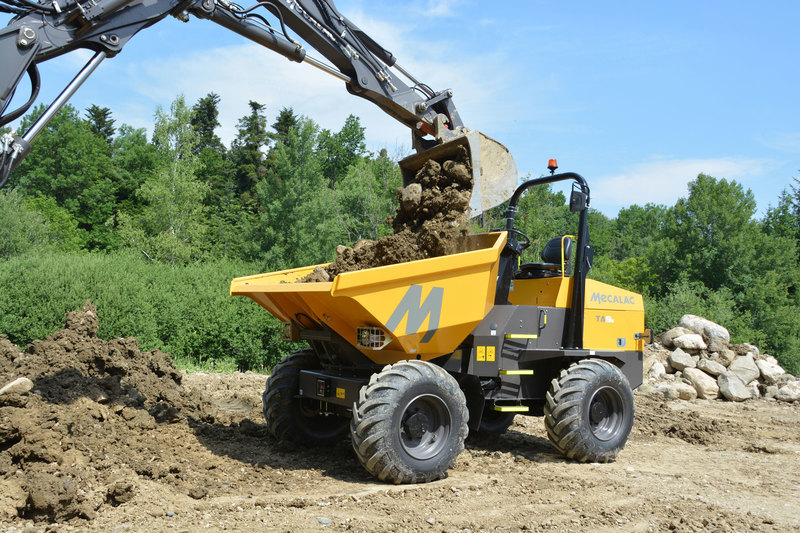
[399, 131, 518, 216]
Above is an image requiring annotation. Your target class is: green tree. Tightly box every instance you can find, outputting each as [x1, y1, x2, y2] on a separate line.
[85, 104, 116, 146]
[317, 114, 367, 187]
[255, 117, 339, 269]
[191, 92, 225, 154]
[11, 104, 117, 249]
[0, 189, 52, 259]
[333, 150, 401, 241]
[111, 124, 160, 215]
[23, 195, 84, 251]
[230, 101, 270, 203]
[764, 175, 800, 254]
[270, 106, 298, 146]
[119, 96, 209, 267]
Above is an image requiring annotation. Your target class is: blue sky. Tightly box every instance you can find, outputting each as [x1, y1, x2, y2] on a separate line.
[3, 0, 798, 216]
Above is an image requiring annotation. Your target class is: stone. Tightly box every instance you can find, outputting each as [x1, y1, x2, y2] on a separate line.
[683, 368, 720, 399]
[718, 372, 752, 402]
[763, 385, 779, 399]
[697, 358, 726, 377]
[317, 517, 332, 526]
[672, 334, 707, 351]
[0, 479, 26, 519]
[674, 382, 698, 401]
[0, 377, 34, 396]
[728, 354, 760, 385]
[647, 361, 666, 381]
[775, 381, 800, 402]
[662, 327, 693, 348]
[748, 381, 760, 399]
[652, 383, 680, 400]
[717, 348, 736, 367]
[707, 337, 728, 353]
[668, 348, 696, 371]
[740, 343, 760, 357]
[764, 355, 779, 366]
[755, 360, 785, 385]
[679, 314, 730, 344]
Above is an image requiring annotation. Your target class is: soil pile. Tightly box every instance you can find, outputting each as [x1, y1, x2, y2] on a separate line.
[0, 301, 221, 522]
[302, 147, 473, 282]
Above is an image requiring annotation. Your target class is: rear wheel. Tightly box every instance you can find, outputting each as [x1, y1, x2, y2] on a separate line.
[544, 358, 634, 462]
[263, 349, 348, 446]
[351, 360, 468, 484]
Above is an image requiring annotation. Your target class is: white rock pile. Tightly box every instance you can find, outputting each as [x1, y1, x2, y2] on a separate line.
[639, 314, 800, 403]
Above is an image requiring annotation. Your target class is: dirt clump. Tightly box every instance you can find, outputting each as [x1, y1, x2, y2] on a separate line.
[302, 147, 473, 281]
[0, 301, 218, 522]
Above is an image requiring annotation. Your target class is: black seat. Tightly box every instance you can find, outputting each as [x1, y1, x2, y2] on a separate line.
[515, 237, 572, 279]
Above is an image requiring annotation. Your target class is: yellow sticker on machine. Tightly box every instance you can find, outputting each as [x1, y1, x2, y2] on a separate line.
[477, 346, 486, 362]
[487, 346, 495, 362]
[336, 387, 345, 399]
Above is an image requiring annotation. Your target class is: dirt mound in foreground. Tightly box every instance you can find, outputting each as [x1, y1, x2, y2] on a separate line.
[302, 147, 473, 281]
[0, 302, 223, 522]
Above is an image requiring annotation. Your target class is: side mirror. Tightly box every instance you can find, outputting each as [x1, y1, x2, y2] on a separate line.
[569, 190, 587, 212]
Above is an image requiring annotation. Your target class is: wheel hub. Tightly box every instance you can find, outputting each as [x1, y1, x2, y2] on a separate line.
[399, 394, 451, 461]
[587, 386, 624, 442]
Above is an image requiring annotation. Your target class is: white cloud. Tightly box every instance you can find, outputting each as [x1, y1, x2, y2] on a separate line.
[592, 157, 770, 215]
[101, 26, 518, 155]
[759, 132, 800, 154]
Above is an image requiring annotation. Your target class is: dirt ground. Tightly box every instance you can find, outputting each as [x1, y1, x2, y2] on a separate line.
[2, 306, 799, 532]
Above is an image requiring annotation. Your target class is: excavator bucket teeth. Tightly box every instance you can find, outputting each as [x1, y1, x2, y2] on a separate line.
[399, 131, 518, 216]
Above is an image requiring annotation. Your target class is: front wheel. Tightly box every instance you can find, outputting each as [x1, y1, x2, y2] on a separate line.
[263, 349, 348, 446]
[351, 360, 468, 484]
[544, 358, 634, 462]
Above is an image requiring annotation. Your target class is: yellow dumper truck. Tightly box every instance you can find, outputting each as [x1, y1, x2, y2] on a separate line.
[231, 171, 646, 484]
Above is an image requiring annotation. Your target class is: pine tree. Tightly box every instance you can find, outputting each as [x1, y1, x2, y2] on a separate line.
[85, 104, 116, 146]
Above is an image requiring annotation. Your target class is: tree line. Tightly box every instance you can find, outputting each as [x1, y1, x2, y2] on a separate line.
[1, 94, 798, 373]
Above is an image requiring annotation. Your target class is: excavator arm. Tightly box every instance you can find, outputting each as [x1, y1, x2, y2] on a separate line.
[0, 0, 516, 212]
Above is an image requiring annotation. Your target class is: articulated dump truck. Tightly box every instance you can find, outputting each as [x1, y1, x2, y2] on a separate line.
[231, 172, 647, 484]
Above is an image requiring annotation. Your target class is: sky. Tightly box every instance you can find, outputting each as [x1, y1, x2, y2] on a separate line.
[3, 0, 799, 217]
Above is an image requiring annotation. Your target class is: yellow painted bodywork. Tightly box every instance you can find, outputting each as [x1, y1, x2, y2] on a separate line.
[231, 233, 507, 365]
[509, 277, 645, 352]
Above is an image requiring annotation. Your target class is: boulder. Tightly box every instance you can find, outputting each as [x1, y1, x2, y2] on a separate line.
[683, 368, 720, 400]
[697, 358, 726, 377]
[763, 385, 779, 399]
[668, 348, 696, 371]
[716, 348, 736, 367]
[748, 381, 760, 399]
[662, 327, 693, 348]
[728, 354, 760, 385]
[740, 343, 760, 357]
[674, 382, 698, 401]
[672, 334, 707, 351]
[755, 360, 785, 385]
[647, 361, 666, 381]
[707, 337, 728, 353]
[679, 314, 730, 344]
[776, 381, 800, 402]
[763, 355, 779, 366]
[0, 377, 33, 396]
[717, 372, 752, 402]
[651, 383, 680, 400]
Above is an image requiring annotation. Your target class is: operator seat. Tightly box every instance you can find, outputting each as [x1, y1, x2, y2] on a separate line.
[515, 237, 572, 279]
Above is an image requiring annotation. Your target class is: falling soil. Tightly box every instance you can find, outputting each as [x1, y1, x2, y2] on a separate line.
[301, 147, 473, 282]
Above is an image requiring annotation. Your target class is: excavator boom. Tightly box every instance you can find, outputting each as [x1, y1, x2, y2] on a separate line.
[0, 0, 517, 212]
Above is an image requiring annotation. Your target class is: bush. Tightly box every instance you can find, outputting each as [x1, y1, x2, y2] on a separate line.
[0, 250, 298, 371]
